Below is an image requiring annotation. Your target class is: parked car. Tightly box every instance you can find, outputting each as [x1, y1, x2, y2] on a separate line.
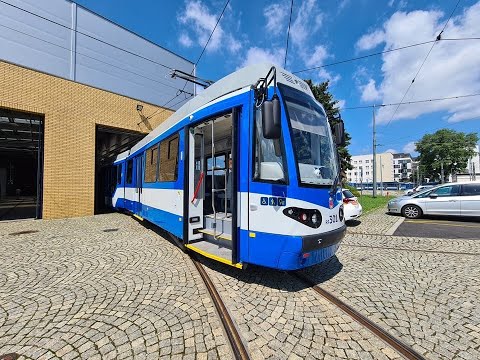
[388, 182, 480, 219]
[343, 188, 363, 221]
[404, 184, 434, 196]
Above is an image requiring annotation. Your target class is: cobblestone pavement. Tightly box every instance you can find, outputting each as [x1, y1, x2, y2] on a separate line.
[202, 260, 402, 360]
[347, 207, 400, 235]
[0, 214, 231, 360]
[302, 205, 480, 359]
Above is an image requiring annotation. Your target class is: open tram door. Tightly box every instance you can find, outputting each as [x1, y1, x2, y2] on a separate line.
[185, 108, 241, 268]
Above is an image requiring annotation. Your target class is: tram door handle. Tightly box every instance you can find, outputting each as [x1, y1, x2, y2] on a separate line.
[250, 204, 258, 211]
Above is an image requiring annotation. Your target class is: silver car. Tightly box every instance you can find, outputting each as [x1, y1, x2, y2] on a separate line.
[388, 181, 480, 219]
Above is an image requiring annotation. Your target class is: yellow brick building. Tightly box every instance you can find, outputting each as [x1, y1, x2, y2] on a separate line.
[0, 61, 172, 219]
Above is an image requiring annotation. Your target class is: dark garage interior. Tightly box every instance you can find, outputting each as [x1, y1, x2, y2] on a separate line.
[95, 125, 144, 214]
[0, 109, 43, 221]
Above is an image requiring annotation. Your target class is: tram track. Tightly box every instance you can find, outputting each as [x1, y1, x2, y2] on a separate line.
[291, 272, 426, 360]
[189, 254, 251, 360]
[342, 243, 480, 256]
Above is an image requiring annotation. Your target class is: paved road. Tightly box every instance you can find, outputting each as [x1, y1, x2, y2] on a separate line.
[394, 217, 480, 239]
[1, 209, 479, 359]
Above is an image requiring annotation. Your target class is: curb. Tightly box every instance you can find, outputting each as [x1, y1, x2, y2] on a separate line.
[385, 216, 405, 235]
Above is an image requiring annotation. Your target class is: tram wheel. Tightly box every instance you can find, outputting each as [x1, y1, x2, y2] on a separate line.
[402, 204, 422, 219]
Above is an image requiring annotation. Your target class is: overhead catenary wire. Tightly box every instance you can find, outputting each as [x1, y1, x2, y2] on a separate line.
[194, 0, 230, 67]
[342, 93, 480, 110]
[284, 0, 294, 68]
[384, 0, 462, 128]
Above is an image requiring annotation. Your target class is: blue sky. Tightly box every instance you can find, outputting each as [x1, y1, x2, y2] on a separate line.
[73, 0, 480, 156]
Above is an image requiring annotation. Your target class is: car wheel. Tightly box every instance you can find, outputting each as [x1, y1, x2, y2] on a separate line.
[402, 204, 422, 219]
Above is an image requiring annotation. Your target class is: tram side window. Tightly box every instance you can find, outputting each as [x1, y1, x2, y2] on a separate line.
[116, 164, 122, 185]
[145, 144, 159, 183]
[253, 107, 288, 183]
[126, 159, 133, 184]
[159, 134, 179, 182]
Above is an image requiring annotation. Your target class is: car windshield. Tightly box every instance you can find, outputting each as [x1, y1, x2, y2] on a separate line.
[343, 190, 355, 198]
[279, 84, 338, 186]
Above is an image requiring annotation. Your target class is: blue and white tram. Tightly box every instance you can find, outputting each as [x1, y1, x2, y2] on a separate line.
[110, 63, 346, 270]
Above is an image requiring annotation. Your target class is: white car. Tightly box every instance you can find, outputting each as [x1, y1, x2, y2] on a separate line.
[389, 181, 480, 218]
[404, 184, 434, 196]
[343, 188, 363, 221]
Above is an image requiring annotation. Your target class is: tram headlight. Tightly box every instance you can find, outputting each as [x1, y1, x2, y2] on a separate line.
[283, 207, 322, 228]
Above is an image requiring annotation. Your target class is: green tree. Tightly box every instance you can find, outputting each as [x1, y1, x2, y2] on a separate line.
[416, 129, 478, 182]
[304, 79, 353, 174]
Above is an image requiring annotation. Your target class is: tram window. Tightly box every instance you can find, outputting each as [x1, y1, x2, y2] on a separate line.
[253, 107, 288, 183]
[116, 164, 122, 185]
[126, 159, 133, 184]
[144, 144, 159, 183]
[159, 133, 179, 182]
[207, 154, 226, 175]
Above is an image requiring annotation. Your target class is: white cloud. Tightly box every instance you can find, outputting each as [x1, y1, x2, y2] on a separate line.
[305, 45, 329, 68]
[290, 0, 323, 48]
[264, 2, 289, 36]
[239, 47, 285, 69]
[356, 30, 386, 51]
[403, 141, 416, 153]
[356, 2, 480, 124]
[179, 33, 193, 47]
[385, 148, 398, 153]
[178, 0, 241, 54]
[360, 79, 381, 101]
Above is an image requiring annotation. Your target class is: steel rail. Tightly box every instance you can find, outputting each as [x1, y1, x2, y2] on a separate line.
[342, 243, 480, 256]
[292, 272, 426, 360]
[190, 255, 250, 360]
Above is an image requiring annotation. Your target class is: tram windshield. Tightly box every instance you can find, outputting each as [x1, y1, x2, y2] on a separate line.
[279, 84, 338, 186]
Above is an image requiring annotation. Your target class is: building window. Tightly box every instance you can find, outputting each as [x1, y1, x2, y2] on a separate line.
[365, 160, 369, 163]
[159, 133, 179, 182]
[126, 159, 133, 184]
[144, 144, 159, 183]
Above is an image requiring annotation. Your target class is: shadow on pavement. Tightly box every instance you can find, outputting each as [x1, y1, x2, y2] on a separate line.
[345, 219, 361, 227]
[135, 213, 344, 291]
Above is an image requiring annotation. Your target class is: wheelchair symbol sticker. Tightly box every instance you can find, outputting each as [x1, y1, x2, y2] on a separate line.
[260, 197, 268, 206]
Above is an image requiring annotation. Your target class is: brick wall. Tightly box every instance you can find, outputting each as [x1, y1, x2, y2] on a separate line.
[0, 61, 172, 219]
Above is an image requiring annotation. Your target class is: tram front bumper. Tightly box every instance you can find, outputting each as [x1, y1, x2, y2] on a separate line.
[301, 225, 346, 253]
[276, 225, 346, 270]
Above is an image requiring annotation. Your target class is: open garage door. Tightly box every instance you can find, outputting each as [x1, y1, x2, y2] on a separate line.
[95, 125, 145, 214]
[0, 109, 44, 221]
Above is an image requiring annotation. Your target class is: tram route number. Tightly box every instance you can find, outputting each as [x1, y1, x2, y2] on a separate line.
[325, 214, 339, 224]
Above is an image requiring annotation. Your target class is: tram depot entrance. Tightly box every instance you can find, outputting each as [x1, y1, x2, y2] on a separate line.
[0, 109, 44, 221]
[95, 125, 145, 214]
[187, 111, 238, 264]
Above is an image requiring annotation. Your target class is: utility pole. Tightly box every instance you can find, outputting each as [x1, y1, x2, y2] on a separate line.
[440, 161, 444, 184]
[372, 104, 377, 198]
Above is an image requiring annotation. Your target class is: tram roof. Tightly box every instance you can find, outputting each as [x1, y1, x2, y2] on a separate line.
[116, 63, 313, 161]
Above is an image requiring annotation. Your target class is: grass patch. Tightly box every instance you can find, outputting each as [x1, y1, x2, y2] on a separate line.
[358, 195, 395, 213]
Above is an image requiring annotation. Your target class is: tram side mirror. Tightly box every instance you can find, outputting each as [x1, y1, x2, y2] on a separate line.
[262, 94, 281, 139]
[333, 120, 346, 146]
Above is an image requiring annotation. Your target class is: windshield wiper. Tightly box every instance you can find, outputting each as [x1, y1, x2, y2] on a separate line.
[329, 170, 340, 196]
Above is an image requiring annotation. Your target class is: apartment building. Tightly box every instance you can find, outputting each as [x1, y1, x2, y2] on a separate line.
[346, 152, 394, 183]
